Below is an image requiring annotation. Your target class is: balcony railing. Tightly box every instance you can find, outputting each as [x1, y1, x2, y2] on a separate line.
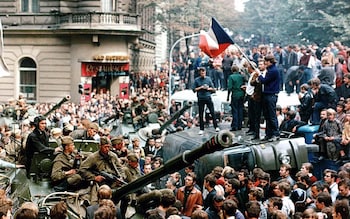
[60, 12, 140, 31]
[0, 12, 140, 31]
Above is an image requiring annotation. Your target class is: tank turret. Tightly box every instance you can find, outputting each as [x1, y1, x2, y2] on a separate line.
[158, 101, 193, 133]
[138, 101, 193, 140]
[43, 95, 70, 117]
[113, 130, 233, 202]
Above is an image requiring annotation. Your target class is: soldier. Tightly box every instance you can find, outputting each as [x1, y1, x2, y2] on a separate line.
[122, 153, 142, 183]
[78, 137, 124, 205]
[79, 136, 125, 188]
[51, 136, 82, 192]
[120, 153, 142, 217]
[153, 102, 168, 125]
[132, 96, 151, 130]
[111, 135, 128, 159]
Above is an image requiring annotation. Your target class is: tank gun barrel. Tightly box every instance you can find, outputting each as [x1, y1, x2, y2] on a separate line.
[43, 95, 70, 117]
[158, 101, 193, 133]
[113, 130, 233, 202]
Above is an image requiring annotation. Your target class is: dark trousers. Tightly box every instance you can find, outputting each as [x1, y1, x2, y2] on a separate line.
[262, 93, 279, 137]
[231, 96, 244, 129]
[277, 66, 285, 90]
[223, 70, 231, 90]
[213, 69, 224, 89]
[311, 101, 327, 125]
[249, 98, 262, 138]
[285, 81, 300, 94]
[198, 98, 218, 130]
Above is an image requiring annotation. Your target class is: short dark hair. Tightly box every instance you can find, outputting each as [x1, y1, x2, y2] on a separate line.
[334, 200, 350, 219]
[223, 199, 237, 216]
[269, 197, 283, 210]
[204, 174, 217, 188]
[246, 201, 261, 218]
[316, 192, 332, 207]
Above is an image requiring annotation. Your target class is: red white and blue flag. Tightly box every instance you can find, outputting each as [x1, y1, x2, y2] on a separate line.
[199, 17, 234, 58]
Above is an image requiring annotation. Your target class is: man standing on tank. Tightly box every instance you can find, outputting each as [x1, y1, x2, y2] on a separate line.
[192, 67, 220, 135]
[258, 55, 281, 141]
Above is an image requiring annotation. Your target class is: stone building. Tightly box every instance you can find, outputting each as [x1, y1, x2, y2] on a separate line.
[0, 0, 155, 103]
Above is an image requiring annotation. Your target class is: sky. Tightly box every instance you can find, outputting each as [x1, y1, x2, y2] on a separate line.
[235, 0, 249, 12]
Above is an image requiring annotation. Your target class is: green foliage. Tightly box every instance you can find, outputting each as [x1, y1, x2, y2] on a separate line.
[241, 0, 350, 46]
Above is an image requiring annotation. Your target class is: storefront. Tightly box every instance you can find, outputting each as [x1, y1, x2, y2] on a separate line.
[80, 55, 130, 102]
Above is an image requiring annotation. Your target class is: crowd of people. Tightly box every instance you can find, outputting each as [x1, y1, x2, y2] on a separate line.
[0, 40, 350, 219]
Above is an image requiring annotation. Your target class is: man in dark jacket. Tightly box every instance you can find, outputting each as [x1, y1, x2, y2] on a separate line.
[310, 78, 338, 124]
[25, 115, 61, 176]
[258, 55, 281, 141]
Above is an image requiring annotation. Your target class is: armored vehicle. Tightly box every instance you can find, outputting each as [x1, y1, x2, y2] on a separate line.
[2, 130, 233, 218]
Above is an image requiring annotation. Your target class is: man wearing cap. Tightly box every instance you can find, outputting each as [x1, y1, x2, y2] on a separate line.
[120, 153, 143, 217]
[132, 96, 151, 131]
[122, 153, 142, 183]
[257, 55, 281, 141]
[111, 135, 128, 160]
[79, 136, 125, 189]
[51, 136, 82, 192]
[192, 67, 220, 135]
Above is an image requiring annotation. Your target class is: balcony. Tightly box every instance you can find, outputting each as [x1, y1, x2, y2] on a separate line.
[0, 12, 141, 32]
[59, 12, 141, 31]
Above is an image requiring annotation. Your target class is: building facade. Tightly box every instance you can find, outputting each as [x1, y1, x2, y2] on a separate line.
[0, 0, 155, 103]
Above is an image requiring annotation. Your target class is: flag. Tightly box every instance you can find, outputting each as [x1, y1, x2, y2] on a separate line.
[0, 19, 10, 77]
[199, 17, 234, 58]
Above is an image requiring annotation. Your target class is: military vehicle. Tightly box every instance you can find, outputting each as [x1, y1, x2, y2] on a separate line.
[0, 95, 338, 218]
[1, 130, 233, 218]
[163, 125, 309, 185]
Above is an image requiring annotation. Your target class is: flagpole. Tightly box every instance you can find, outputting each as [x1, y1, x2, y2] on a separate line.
[168, 33, 200, 112]
[234, 43, 259, 71]
[0, 19, 10, 77]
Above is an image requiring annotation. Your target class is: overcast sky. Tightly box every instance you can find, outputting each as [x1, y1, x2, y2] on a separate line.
[235, 0, 248, 12]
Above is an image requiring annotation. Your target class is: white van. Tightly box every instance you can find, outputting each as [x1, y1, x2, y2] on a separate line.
[170, 89, 231, 121]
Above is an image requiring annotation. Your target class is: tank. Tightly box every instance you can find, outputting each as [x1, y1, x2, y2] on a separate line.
[2, 130, 232, 218]
[113, 130, 233, 202]
[158, 101, 193, 133]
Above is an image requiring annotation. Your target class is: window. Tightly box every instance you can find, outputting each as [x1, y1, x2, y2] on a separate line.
[101, 0, 113, 12]
[19, 58, 37, 102]
[21, 0, 39, 13]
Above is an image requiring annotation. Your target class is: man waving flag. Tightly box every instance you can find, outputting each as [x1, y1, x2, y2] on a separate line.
[199, 17, 234, 58]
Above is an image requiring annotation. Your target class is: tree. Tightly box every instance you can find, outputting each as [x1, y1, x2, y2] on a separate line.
[240, 0, 350, 47]
[138, 0, 239, 60]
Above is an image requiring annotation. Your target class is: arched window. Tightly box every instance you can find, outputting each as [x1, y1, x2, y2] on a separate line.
[19, 58, 37, 102]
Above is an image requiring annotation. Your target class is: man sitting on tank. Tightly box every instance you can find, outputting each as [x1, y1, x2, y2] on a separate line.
[51, 136, 82, 192]
[70, 121, 100, 141]
[24, 115, 61, 176]
[79, 136, 125, 204]
[279, 110, 306, 136]
[132, 96, 151, 131]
